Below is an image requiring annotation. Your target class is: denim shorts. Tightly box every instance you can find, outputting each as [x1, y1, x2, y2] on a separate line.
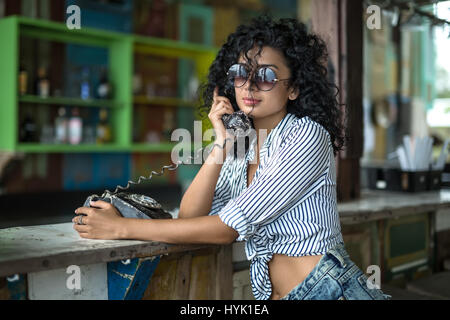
[280, 243, 391, 300]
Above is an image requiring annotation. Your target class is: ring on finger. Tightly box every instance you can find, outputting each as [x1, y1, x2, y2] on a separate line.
[78, 215, 84, 225]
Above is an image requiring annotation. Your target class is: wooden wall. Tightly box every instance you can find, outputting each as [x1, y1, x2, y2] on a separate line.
[307, 0, 364, 201]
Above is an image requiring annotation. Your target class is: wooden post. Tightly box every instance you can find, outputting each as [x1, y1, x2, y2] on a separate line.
[309, 0, 364, 201]
[4, 0, 20, 16]
[215, 245, 233, 299]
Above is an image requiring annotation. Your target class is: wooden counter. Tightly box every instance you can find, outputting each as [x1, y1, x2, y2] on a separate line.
[0, 188, 449, 299]
[0, 222, 211, 278]
[338, 189, 450, 225]
[0, 223, 231, 300]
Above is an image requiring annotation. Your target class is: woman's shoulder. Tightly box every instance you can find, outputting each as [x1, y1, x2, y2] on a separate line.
[282, 115, 332, 145]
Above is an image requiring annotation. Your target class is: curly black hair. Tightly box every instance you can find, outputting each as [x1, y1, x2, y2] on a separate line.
[198, 15, 346, 156]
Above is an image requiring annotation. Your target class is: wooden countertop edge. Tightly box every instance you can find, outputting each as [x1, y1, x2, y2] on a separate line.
[0, 242, 213, 278]
[339, 202, 450, 225]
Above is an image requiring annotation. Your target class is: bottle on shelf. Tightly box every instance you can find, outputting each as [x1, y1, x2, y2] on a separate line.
[145, 81, 156, 99]
[83, 125, 96, 144]
[133, 73, 143, 95]
[80, 67, 90, 100]
[40, 124, 54, 144]
[69, 107, 83, 145]
[187, 74, 199, 101]
[19, 65, 28, 95]
[158, 75, 171, 97]
[96, 108, 112, 144]
[19, 112, 38, 142]
[96, 68, 112, 99]
[35, 67, 50, 98]
[146, 130, 160, 143]
[162, 109, 175, 142]
[54, 107, 68, 144]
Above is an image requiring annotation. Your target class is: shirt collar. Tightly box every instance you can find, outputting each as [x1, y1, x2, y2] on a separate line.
[247, 112, 298, 163]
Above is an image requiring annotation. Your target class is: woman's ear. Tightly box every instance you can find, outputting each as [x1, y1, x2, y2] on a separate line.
[288, 87, 300, 100]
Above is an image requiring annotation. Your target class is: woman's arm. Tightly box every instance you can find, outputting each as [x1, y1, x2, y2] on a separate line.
[179, 87, 235, 219]
[121, 215, 238, 244]
[73, 200, 238, 244]
[178, 137, 233, 219]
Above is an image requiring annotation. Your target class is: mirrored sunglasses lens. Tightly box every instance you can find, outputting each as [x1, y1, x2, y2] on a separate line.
[228, 64, 248, 87]
[256, 67, 277, 90]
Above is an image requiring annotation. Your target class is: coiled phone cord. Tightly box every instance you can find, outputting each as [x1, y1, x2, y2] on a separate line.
[103, 137, 235, 196]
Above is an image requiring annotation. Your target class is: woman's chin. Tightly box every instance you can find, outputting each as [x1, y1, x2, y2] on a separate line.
[239, 104, 258, 117]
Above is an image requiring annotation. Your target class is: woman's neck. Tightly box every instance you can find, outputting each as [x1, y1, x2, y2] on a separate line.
[252, 109, 287, 149]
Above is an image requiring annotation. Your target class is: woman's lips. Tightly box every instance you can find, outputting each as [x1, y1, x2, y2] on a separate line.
[243, 98, 261, 106]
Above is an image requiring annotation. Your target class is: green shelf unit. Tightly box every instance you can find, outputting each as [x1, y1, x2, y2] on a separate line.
[16, 142, 208, 154]
[19, 95, 122, 108]
[18, 15, 125, 47]
[0, 15, 217, 153]
[130, 141, 213, 153]
[131, 142, 186, 153]
[16, 143, 127, 153]
[0, 16, 19, 152]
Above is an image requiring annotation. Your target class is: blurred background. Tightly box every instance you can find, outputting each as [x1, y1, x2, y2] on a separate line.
[0, 0, 448, 227]
[0, 0, 302, 228]
[0, 0, 450, 222]
[0, 0, 449, 300]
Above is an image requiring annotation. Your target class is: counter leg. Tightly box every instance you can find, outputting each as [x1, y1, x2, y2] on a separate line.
[27, 263, 108, 299]
[107, 256, 160, 300]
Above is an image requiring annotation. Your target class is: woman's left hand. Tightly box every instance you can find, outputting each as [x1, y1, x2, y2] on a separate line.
[73, 200, 125, 240]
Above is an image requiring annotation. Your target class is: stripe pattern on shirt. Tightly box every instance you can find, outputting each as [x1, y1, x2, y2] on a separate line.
[209, 113, 343, 300]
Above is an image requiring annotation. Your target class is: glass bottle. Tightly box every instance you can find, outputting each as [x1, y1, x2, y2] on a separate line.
[96, 108, 112, 144]
[96, 68, 112, 99]
[80, 67, 90, 100]
[162, 109, 175, 142]
[20, 113, 37, 142]
[54, 107, 68, 144]
[19, 65, 28, 95]
[36, 67, 50, 98]
[69, 107, 83, 145]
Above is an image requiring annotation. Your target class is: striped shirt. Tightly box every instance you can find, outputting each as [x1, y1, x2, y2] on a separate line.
[208, 112, 343, 300]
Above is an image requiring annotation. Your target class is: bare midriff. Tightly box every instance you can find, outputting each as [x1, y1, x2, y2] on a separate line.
[268, 254, 323, 300]
[247, 148, 323, 300]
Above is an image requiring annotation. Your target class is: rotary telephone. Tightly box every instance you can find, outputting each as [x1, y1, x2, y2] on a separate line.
[79, 88, 252, 221]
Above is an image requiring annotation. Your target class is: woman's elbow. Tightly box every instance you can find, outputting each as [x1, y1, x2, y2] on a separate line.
[177, 209, 188, 219]
[221, 228, 238, 245]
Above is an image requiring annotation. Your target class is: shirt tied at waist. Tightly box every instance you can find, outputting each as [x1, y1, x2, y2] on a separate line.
[245, 237, 274, 300]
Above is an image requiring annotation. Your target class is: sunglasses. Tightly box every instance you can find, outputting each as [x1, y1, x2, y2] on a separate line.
[226, 63, 290, 91]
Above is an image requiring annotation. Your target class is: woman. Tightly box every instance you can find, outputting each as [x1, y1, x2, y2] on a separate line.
[73, 15, 390, 300]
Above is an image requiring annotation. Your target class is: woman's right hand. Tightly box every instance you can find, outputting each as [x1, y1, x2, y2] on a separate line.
[208, 86, 235, 143]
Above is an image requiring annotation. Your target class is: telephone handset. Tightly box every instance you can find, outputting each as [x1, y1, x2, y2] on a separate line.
[78, 87, 252, 222]
[221, 112, 251, 133]
[219, 85, 252, 138]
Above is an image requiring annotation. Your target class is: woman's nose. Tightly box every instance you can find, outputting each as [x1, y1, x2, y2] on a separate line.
[243, 74, 258, 92]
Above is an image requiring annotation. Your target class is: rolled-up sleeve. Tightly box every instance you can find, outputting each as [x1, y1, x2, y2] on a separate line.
[218, 122, 331, 241]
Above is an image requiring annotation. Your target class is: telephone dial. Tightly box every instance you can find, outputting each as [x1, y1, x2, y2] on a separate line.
[79, 87, 252, 222]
